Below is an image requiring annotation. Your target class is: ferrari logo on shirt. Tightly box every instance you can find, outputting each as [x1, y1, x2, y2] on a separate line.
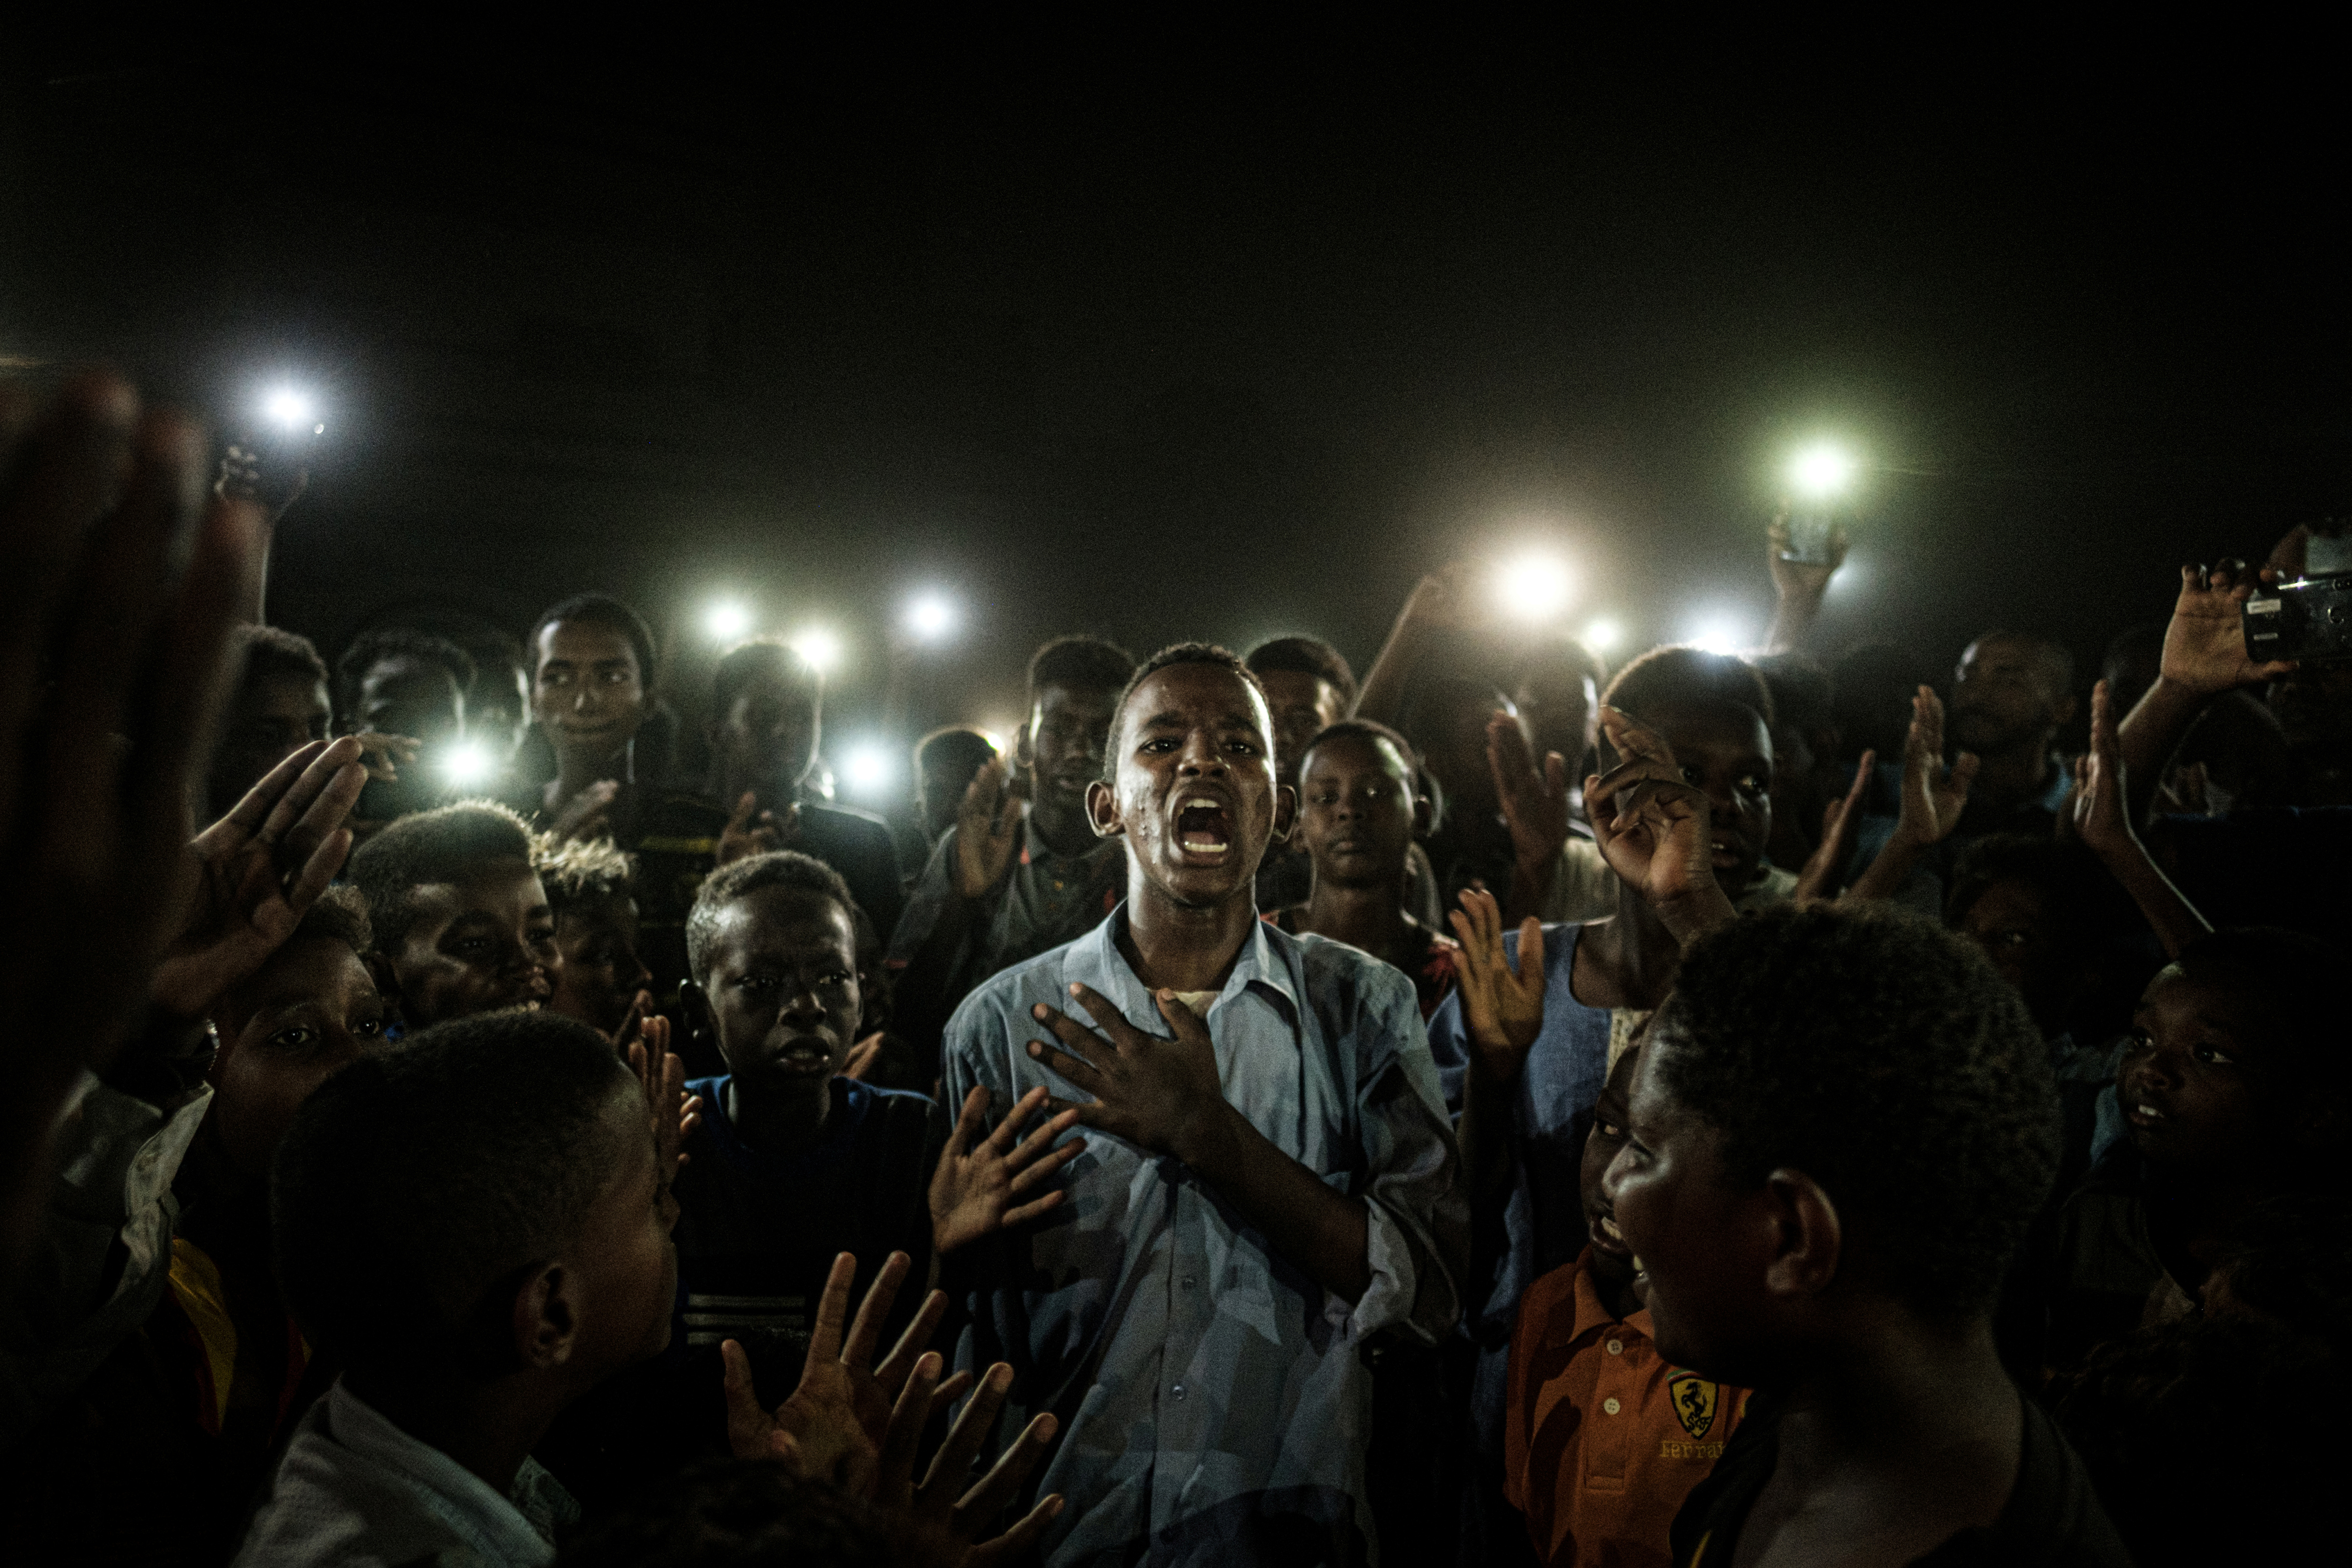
[1667, 1369, 1720, 1439]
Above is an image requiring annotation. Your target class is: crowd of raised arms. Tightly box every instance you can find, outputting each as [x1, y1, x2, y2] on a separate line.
[1, 374, 2346, 1568]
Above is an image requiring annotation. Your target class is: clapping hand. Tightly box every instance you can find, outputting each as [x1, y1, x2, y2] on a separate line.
[151, 737, 368, 1018]
[929, 1086, 1084, 1254]
[953, 755, 1026, 899]
[1446, 888, 1546, 1087]
[1791, 748, 1875, 905]
[2066, 679, 2137, 865]
[719, 790, 799, 866]
[723, 1251, 951, 1490]
[872, 1354, 1064, 1566]
[620, 1007, 698, 1181]
[1889, 686, 1976, 851]
[1487, 711, 1571, 871]
[1585, 706, 1736, 941]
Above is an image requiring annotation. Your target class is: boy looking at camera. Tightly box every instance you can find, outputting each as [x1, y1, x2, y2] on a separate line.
[544, 851, 1075, 1500]
[942, 643, 1465, 1565]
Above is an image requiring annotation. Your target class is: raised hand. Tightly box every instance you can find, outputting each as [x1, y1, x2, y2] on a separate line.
[723, 1251, 952, 1489]
[874, 1355, 1065, 1567]
[2068, 679, 2137, 865]
[1027, 984, 1228, 1164]
[1766, 510, 1849, 601]
[718, 789, 798, 867]
[2157, 560, 2297, 697]
[0, 375, 261, 1264]
[623, 1017, 697, 1181]
[548, 779, 620, 844]
[1487, 711, 1571, 870]
[150, 736, 368, 1018]
[929, 1086, 1084, 1254]
[1446, 887, 1547, 1087]
[1584, 706, 1736, 940]
[954, 755, 1026, 899]
[1890, 686, 1977, 850]
[1792, 749, 1875, 905]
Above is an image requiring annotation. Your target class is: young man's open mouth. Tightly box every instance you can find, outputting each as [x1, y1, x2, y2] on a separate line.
[1173, 792, 1235, 862]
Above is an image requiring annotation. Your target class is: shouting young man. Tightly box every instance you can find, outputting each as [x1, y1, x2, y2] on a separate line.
[942, 643, 1465, 1566]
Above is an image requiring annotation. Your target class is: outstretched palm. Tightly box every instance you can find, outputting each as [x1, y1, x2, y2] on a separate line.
[151, 738, 367, 1018]
[2160, 561, 2297, 696]
[1447, 887, 1547, 1087]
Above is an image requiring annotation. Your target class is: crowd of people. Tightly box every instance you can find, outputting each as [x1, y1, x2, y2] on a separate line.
[0, 371, 2345, 1567]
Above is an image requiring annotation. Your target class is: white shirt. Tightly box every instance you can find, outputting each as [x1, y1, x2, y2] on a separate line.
[234, 1379, 577, 1568]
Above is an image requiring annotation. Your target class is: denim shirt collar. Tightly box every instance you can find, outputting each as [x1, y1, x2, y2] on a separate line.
[1061, 901, 1302, 1029]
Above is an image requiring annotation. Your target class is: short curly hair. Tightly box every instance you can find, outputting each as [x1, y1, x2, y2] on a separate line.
[685, 850, 858, 986]
[529, 592, 658, 689]
[273, 1010, 633, 1378]
[1604, 645, 1775, 729]
[1652, 902, 2058, 1320]
[1245, 635, 1358, 710]
[335, 626, 478, 727]
[531, 834, 636, 919]
[348, 800, 538, 953]
[1103, 642, 1272, 783]
[1026, 635, 1136, 707]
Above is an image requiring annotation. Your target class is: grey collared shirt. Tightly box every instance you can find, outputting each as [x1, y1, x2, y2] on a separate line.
[234, 1379, 577, 1567]
[943, 908, 1466, 1566]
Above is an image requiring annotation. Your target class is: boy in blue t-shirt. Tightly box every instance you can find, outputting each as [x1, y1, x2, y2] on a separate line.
[543, 849, 1075, 1507]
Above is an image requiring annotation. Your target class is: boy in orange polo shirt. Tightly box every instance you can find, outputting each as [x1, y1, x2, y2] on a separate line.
[1504, 1039, 1749, 1567]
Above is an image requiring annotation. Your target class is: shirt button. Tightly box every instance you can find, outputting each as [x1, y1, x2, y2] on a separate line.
[1602, 1397, 1621, 1415]
[1606, 1339, 1623, 1355]
[1172, 1384, 1187, 1401]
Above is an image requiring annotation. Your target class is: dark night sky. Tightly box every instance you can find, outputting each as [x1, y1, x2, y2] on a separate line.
[4, 36, 2346, 776]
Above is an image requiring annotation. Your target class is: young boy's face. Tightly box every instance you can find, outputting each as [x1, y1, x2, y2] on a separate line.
[1602, 1025, 1774, 1383]
[532, 619, 646, 770]
[389, 857, 561, 1027]
[1955, 877, 2073, 1035]
[1296, 733, 1418, 895]
[1026, 679, 1122, 822]
[1579, 1045, 1643, 1293]
[561, 1081, 681, 1379]
[2118, 965, 2273, 1174]
[209, 937, 391, 1179]
[698, 887, 861, 1100]
[1255, 668, 1348, 789]
[1648, 701, 1774, 895]
[549, 894, 651, 1037]
[210, 669, 333, 814]
[1091, 662, 1293, 910]
[711, 664, 820, 807]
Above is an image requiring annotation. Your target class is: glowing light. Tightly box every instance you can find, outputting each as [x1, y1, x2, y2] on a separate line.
[842, 743, 892, 793]
[1581, 618, 1624, 653]
[1788, 441, 1856, 499]
[261, 387, 318, 431]
[791, 627, 843, 673]
[1493, 550, 1574, 623]
[905, 592, 957, 643]
[705, 600, 752, 641]
[440, 740, 495, 789]
[1684, 615, 1751, 656]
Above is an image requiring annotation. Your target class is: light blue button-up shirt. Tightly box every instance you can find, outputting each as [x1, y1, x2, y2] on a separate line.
[943, 907, 1466, 1567]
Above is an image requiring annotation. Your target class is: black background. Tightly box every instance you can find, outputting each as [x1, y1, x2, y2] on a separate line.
[5, 29, 2345, 781]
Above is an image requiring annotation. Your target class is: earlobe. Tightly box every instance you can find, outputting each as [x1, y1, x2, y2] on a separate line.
[513, 1262, 578, 1370]
[1761, 1168, 1842, 1300]
[1085, 779, 1122, 839]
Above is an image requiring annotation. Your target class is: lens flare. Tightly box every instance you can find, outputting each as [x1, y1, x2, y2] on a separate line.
[705, 600, 751, 641]
[1493, 550, 1574, 623]
[440, 741, 495, 789]
[792, 627, 843, 673]
[906, 593, 956, 642]
[1788, 442, 1856, 499]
